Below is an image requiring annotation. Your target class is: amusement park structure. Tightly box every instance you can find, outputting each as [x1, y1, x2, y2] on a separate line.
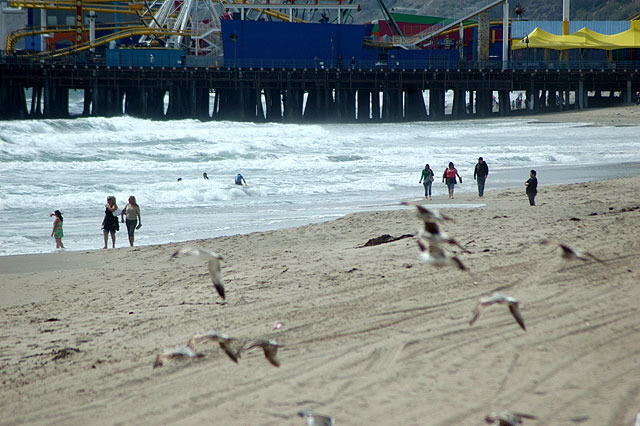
[3, 0, 363, 57]
[1, 0, 639, 123]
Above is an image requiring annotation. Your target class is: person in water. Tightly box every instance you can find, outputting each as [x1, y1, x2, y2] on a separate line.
[418, 164, 434, 200]
[442, 162, 462, 199]
[235, 173, 247, 186]
[50, 210, 64, 249]
[202, 172, 209, 180]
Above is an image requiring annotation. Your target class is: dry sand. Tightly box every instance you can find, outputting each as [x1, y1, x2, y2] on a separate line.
[1, 106, 640, 425]
[510, 103, 640, 125]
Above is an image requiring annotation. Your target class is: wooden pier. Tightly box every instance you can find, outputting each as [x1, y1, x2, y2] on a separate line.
[1, 60, 638, 121]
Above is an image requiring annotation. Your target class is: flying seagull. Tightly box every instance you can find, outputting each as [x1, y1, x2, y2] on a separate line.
[470, 293, 526, 331]
[298, 410, 335, 426]
[186, 330, 239, 363]
[239, 339, 282, 367]
[417, 238, 467, 271]
[540, 240, 604, 263]
[153, 346, 203, 368]
[485, 410, 537, 425]
[170, 246, 226, 299]
[401, 202, 455, 222]
[418, 219, 471, 253]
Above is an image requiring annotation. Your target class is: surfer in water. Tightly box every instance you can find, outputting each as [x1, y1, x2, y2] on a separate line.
[235, 173, 247, 186]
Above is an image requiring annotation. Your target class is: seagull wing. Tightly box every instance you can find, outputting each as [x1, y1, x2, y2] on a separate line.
[153, 354, 165, 368]
[263, 344, 280, 367]
[584, 252, 605, 263]
[218, 340, 239, 363]
[469, 301, 484, 326]
[445, 237, 472, 254]
[513, 412, 538, 420]
[207, 258, 225, 299]
[450, 256, 468, 271]
[421, 220, 441, 236]
[312, 414, 334, 426]
[509, 303, 527, 331]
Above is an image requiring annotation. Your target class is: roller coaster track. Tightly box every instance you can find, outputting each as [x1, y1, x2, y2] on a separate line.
[8, 0, 146, 15]
[398, 0, 506, 48]
[8, 26, 186, 58]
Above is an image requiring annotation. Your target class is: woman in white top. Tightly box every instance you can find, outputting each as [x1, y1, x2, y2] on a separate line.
[121, 195, 142, 247]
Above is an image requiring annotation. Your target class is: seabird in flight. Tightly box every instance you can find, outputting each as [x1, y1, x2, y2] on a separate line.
[170, 246, 226, 299]
[540, 239, 604, 263]
[470, 293, 526, 331]
[239, 339, 282, 367]
[186, 330, 239, 363]
[153, 346, 203, 368]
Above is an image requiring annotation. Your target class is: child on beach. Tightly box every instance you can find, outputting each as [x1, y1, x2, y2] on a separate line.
[50, 210, 64, 249]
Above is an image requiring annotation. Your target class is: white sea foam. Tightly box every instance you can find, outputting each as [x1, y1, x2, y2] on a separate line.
[1, 116, 639, 256]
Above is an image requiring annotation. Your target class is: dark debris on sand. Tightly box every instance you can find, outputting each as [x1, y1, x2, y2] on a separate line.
[51, 347, 80, 361]
[360, 234, 413, 248]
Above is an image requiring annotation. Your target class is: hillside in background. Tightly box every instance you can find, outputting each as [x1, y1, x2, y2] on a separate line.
[352, 0, 640, 24]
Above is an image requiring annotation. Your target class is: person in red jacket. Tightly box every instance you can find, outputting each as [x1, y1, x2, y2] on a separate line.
[442, 162, 462, 199]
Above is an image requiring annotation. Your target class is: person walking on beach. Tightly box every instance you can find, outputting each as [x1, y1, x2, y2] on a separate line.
[442, 162, 462, 199]
[525, 170, 538, 206]
[473, 157, 489, 197]
[102, 196, 119, 249]
[121, 195, 142, 247]
[50, 210, 64, 249]
[419, 164, 434, 200]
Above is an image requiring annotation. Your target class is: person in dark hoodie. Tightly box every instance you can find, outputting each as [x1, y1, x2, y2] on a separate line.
[473, 157, 489, 197]
[525, 170, 538, 206]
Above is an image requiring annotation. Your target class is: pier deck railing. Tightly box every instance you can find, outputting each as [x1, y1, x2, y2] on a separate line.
[2, 51, 640, 72]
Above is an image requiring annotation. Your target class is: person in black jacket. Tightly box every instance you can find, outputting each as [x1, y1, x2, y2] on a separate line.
[525, 170, 538, 206]
[473, 157, 489, 197]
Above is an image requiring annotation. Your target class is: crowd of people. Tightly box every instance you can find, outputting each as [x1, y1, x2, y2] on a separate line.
[418, 158, 537, 205]
[50, 172, 251, 250]
[49, 165, 539, 251]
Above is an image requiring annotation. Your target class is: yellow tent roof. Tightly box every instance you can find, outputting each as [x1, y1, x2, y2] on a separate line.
[512, 20, 640, 50]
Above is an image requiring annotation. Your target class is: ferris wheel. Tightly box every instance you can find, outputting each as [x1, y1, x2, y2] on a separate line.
[138, 0, 224, 55]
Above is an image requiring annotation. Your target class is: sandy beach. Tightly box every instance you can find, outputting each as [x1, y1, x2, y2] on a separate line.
[1, 106, 640, 425]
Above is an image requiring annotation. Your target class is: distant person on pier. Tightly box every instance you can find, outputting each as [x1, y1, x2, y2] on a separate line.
[418, 164, 434, 200]
[234, 173, 247, 186]
[121, 195, 142, 247]
[473, 157, 489, 198]
[442, 162, 462, 199]
[203, 172, 209, 180]
[525, 170, 538, 206]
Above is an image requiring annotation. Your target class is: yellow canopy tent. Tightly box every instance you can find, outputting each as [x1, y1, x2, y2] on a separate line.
[512, 20, 640, 50]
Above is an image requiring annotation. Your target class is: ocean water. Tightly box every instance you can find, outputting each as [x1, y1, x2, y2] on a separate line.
[1, 113, 640, 257]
